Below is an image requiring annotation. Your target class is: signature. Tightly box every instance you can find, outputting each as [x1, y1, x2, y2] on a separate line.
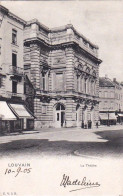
[4, 167, 32, 177]
[60, 174, 100, 192]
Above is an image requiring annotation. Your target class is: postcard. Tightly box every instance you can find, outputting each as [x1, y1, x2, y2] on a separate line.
[0, 1, 123, 196]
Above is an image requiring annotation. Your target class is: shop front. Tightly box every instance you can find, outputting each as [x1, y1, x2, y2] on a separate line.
[8, 103, 34, 130]
[99, 112, 116, 126]
[117, 113, 123, 124]
[0, 101, 17, 134]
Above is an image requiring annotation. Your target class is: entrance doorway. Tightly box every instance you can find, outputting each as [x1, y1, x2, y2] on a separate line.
[76, 104, 80, 127]
[55, 103, 65, 128]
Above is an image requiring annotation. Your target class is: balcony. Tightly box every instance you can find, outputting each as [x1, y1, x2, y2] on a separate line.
[24, 27, 98, 58]
[9, 65, 24, 76]
[0, 65, 5, 76]
[36, 90, 99, 102]
[50, 34, 98, 58]
[6, 91, 25, 100]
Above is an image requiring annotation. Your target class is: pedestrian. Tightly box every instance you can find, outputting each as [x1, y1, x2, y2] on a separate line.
[96, 121, 98, 128]
[90, 121, 92, 129]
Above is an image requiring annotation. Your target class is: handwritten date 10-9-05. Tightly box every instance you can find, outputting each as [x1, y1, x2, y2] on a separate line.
[5, 167, 32, 177]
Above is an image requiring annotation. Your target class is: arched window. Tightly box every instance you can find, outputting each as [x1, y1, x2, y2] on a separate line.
[84, 78, 87, 93]
[76, 104, 80, 121]
[56, 103, 65, 111]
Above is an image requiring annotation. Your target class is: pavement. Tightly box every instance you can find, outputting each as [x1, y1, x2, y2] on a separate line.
[0, 124, 123, 158]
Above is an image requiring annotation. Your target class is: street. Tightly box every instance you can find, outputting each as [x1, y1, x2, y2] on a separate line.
[0, 125, 123, 158]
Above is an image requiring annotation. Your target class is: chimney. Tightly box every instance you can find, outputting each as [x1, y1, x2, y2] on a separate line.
[113, 78, 116, 82]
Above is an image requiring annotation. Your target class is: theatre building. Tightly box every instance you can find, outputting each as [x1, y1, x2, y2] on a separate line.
[0, 5, 34, 133]
[24, 19, 102, 128]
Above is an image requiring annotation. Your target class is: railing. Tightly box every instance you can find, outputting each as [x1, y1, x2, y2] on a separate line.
[0, 64, 5, 75]
[9, 65, 24, 76]
[37, 90, 98, 101]
[6, 91, 25, 100]
[50, 34, 98, 57]
[25, 28, 98, 58]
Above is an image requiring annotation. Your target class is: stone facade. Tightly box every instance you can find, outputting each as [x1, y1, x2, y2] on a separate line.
[0, 5, 25, 101]
[0, 5, 34, 133]
[24, 20, 102, 128]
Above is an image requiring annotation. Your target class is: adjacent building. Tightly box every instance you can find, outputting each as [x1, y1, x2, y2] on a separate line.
[0, 5, 34, 133]
[24, 19, 102, 128]
[99, 76, 123, 125]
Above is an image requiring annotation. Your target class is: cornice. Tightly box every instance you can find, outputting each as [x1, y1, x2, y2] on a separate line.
[50, 24, 98, 49]
[24, 37, 102, 64]
[8, 12, 26, 26]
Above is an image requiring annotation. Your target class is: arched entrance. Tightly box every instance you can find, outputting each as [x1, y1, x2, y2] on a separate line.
[55, 103, 65, 128]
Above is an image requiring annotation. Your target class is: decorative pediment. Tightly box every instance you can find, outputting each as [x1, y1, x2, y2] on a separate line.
[40, 58, 51, 75]
[85, 66, 90, 73]
[92, 70, 96, 77]
[53, 57, 66, 64]
[40, 95, 51, 103]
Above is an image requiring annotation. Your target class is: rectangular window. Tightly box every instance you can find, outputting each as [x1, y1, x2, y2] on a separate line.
[104, 101, 107, 108]
[42, 105, 47, 114]
[12, 53, 17, 67]
[111, 102, 114, 109]
[12, 29, 17, 45]
[111, 91, 114, 98]
[24, 83, 26, 94]
[12, 81, 17, 93]
[56, 73, 63, 91]
[57, 113, 59, 121]
[104, 91, 107, 97]
[0, 77, 2, 88]
[43, 75, 45, 91]
[84, 79, 87, 93]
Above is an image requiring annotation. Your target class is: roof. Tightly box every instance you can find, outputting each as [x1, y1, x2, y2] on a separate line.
[99, 77, 115, 87]
[26, 20, 99, 49]
[1, 4, 99, 50]
[99, 77, 123, 89]
[0, 5, 26, 25]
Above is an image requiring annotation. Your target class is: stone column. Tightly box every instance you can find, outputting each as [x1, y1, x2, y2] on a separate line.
[65, 47, 74, 91]
[30, 43, 40, 90]
[65, 47, 76, 127]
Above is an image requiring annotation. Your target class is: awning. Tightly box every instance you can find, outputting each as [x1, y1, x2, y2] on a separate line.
[0, 101, 17, 120]
[9, 104, 34, 119]
[118, 114, 123, 117]
[100, 113, 116, 120]
[109, 113, 117, 120]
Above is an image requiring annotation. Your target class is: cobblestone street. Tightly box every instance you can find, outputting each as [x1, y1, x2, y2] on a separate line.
[0, 125, 123, 158]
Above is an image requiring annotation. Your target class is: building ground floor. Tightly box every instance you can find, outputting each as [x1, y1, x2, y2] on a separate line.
[99, 111, 123, 126]
[0, 100, 34, 134]
[34, 96, 99, 129]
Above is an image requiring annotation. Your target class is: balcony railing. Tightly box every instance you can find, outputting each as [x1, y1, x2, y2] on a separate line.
[0, 65, 5, 76]
[9, 65, 24, 76]
[36, 90, 98, 101]
[6, 91, 25, 100]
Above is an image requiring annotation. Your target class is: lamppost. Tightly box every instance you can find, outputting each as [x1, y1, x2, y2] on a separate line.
[107, 107, 111, 126]
[107, 110, 110, 126]
[81, 109, 84, 128]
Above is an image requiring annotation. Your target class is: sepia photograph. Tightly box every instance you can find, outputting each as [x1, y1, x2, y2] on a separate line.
[0, 1, 123, 195]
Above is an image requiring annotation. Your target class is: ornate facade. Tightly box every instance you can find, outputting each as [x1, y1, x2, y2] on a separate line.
[24, 20, 102, 128]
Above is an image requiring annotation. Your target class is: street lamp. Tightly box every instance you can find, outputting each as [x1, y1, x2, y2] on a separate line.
[107, 107, 111, 126]
[107, 110, 110, 126]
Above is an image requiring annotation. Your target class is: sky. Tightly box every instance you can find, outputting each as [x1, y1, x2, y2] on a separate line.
[1, 1, 123, 82]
